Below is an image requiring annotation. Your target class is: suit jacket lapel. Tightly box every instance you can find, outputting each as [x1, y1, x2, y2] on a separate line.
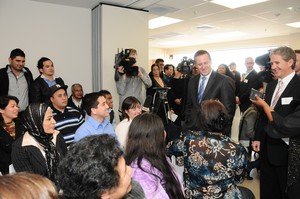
[202, 71, 215, 99]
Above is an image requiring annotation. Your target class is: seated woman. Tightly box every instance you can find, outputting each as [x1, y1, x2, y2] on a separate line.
[168, 100, 253, 199]
[115, 96, 142, 150]
[11, 103, 67, 184]
[0, 172, 58, 199]
[0, 95, 25, 175]
[125, 113, 185, 199]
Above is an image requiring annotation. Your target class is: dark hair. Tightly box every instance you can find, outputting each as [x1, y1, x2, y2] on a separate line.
[155, 58, 164, 64]
[151, 63, 159, 73]
[295, 49, 300, 54]
[125, 113, 184, 199]
[98, 89, 111, 96]
[0, 95, 19, 125]
[9, 48, 25, 59]
[58, 134, 123, 199]
[164, 64, 174, 72]
[194, 50, 211, 60]
[37, 57, 51, 70]
[218, 64, 235, 80]
[121, 96, 141, 121]
[82, 92, 104, 116]
[198, 100, 228, 132]
[270, 46, 296, 69]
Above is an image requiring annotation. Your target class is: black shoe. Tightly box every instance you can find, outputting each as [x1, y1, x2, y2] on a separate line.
[246, 169, 253, 180]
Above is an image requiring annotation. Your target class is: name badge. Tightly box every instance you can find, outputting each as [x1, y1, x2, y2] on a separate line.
[281, 97, 293, 105]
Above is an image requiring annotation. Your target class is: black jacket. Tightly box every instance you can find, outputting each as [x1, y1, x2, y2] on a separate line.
[30, 75, 65, 104]
[0, 65, 33, 97]
[0, 119, 25, 174]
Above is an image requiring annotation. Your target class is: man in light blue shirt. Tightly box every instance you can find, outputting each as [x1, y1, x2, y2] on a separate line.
[74, 92, 115, 142]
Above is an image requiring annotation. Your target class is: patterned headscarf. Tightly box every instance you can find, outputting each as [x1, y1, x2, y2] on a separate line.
[22, 103, 59, 182]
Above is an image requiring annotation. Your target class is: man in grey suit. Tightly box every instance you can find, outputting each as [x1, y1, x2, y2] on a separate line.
[252, 46, 300, 199]
[184, 50, 236, 136]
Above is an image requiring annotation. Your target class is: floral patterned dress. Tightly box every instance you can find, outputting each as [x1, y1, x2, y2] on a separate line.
[167, 130, 247, 199]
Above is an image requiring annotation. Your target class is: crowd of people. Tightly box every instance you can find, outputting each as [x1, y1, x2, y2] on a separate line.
[0, 46, 300, 199]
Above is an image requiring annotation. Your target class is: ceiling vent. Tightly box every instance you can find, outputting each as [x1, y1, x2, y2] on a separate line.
[195, 25, 217, 31]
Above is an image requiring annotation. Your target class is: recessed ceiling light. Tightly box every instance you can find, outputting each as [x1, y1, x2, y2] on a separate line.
[149, 16, 183, 29]
[207, 31, 247, 38]
[286, 21, 300, 28]
[210, 0, 269, 9]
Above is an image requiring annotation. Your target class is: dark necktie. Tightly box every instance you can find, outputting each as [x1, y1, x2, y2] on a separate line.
[109, 110, 114, 124]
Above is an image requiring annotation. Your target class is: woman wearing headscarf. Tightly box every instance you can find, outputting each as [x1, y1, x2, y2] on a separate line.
[11, 103, 67, 184]
[0, 95, 25, 175]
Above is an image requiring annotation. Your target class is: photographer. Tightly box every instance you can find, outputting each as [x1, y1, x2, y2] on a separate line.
[115, 49, 152, 115]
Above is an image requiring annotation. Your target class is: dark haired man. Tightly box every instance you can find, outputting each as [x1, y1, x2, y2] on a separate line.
[184, 50, 235, 136]
[163, 64, 174, 86]
[30, 57, 65, 103]
[99, 90, 115, 126]
[0, 48, 33, 112]
[50, 84, 84, 146]
[58, 134, 145, 198]
[74, 92, 115, 142]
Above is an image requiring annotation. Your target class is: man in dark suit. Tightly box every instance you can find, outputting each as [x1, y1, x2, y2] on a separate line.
[252, 46, 300, 199]
[184, 50, 236, 136]
[237, 57, 263, 113]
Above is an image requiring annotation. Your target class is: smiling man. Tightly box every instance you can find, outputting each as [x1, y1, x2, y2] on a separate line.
[252, 46, 300, 199]
[74, 92, 115, 142]
[0, 48, 33, 112]
[184, 50, 235, 136]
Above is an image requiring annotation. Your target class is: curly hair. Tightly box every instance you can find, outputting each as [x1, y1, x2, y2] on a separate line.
[57, 134, 123, 199]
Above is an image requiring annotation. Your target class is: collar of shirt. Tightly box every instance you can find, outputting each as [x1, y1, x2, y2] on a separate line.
[72, 96, 82, 107]
[7, 65, 26, 75]
[87, 115, 109, 129]
[245, 69, 254, 77]
[198, 70, 212, 89]
[277, 71, 295, 91]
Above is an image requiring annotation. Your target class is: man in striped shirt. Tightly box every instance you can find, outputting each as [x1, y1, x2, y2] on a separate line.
[49, 84, 84, 146]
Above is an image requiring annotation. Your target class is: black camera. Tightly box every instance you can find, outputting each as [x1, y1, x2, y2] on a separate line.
[114, 49, 138, 76]
[255, 52, 273, 83]
[153, 87, 171, 100]
[177, 56, 194, 77]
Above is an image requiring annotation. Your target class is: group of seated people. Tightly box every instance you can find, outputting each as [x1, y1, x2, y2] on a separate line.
[0, 90, 254, 198]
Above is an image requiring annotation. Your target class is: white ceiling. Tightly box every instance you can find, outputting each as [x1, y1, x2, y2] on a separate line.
[30, 0, 300, 48]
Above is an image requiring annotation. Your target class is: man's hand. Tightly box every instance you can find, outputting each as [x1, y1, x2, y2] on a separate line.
[252, 141, 261, 152]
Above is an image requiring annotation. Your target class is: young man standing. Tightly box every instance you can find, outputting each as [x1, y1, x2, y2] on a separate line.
[74, 92, 115, 142]
[0, 48, 33, 112]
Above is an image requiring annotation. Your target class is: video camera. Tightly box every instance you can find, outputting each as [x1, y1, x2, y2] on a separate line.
[177, 56, 194, 77]
[114, 49, 139, 76]
[255, 51, 273, 83]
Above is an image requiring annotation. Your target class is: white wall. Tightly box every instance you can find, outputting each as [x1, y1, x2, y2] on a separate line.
[0, 0, 92, 94]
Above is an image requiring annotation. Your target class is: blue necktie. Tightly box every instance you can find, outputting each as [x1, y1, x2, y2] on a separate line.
[198, 76, 207, 103]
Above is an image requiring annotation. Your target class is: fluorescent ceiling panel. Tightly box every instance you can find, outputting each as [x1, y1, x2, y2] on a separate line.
[210, 0, 269, 9]
[286, 21, 300, 28]
[207, 31, 247, 38]
[149, 16, 183, 29]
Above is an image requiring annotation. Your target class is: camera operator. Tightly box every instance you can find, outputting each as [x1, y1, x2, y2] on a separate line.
[115, 49, 152, 116]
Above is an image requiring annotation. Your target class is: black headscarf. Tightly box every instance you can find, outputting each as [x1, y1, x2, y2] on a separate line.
[22, 103, 59, 182]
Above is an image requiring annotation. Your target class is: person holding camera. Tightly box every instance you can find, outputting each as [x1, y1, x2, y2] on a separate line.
[115, 49, 152, 117]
